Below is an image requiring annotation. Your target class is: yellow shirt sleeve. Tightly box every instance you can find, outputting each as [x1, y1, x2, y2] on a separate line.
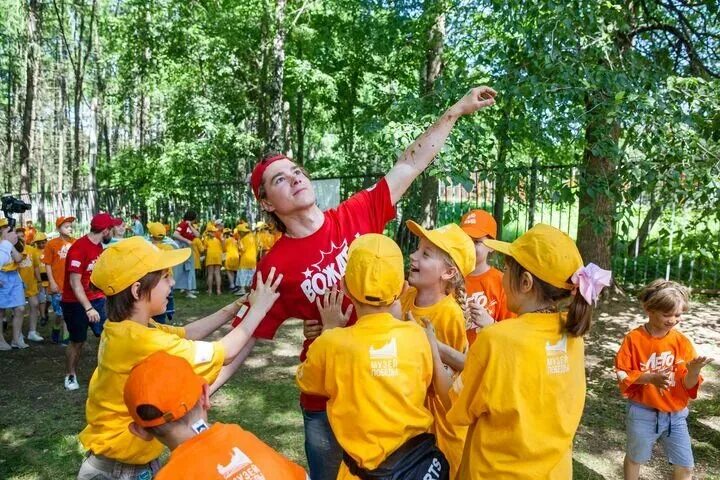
[149, 325, 225, 384]
[447, 332, 490, 426]
[150, 320, 186, 338]
[296, 334, 330, 397]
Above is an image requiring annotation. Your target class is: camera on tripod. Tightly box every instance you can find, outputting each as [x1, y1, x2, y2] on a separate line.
[1, 195, 32, 230]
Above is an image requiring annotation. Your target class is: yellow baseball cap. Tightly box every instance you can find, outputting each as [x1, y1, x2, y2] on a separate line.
[91, 236, 190, 296]
[484, 223, 583, 290]
[205, 224, 218, 233]
[32, 232, 47, 243]
[147, 222, 166, 238]
[406, 221, 476, 277]
[344, 234, 404, 306]
[235, 224, 250, 233]
[0, 218, 9, 229]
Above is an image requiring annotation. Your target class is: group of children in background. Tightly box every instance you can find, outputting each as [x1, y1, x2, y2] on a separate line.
[1, 206, 713, 480]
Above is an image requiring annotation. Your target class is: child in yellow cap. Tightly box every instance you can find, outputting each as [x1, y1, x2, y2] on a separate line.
[31, 232, 50, 327]
[148, 222, 177, 324]
[76, 236, 282, 479]
[203, 224, 223, 295]
[296, 233, 449, 480]
[16, 227, 44, 342]
[222, 228, 240, 292]
[234, 222, 256, 296]
[426, 223, 611, 479]
[400, 220, 475, 479]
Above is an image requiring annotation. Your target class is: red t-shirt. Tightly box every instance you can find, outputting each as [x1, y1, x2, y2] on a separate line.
[62, 235, 105, 302]
[175, 220, 196, 243]
[234, 178, 396, 410]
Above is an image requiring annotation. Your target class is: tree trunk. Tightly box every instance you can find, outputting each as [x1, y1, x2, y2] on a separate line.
[395, 1, 445, 251]
[265, 0, 286, 153]
[576, 91, 619, 269]
[88, 97, 98, 212]
[5, 51, 17, 193]
[19, 0, 42, 195]
[295, 91, 304, 165]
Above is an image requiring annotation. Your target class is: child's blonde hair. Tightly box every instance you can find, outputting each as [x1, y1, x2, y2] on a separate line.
[438, 250, 469, 312]
[638, 279, 689, 314]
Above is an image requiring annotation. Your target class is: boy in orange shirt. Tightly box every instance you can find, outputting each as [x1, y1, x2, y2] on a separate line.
[615, 279, 714, 480]
[124, 350, 308, 480]
[43, 216, 76, 344]
[458, 209, 514, 345]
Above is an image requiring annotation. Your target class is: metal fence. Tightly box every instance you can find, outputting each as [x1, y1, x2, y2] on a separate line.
[7, 163, 719, 293]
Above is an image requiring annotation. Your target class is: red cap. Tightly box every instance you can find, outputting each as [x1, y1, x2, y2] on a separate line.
[91, 213, 122, 230]
[250, 153, 291, 199]
[124, 351, 206, 428]
[55, 216, 76, 229]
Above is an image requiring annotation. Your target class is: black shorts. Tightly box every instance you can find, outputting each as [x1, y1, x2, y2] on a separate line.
[61, 297, 107, 343]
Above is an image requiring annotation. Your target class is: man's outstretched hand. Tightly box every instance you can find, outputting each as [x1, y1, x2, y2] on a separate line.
[449, 86, 497, 117]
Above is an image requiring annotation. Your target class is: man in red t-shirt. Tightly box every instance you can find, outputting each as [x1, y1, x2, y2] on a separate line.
[224, 86, 497, 480]
[172, 210, 200, 298]
[61, 212, 120, 391]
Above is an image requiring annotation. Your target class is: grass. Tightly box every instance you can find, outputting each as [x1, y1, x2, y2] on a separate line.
[1, 291, 719, 479]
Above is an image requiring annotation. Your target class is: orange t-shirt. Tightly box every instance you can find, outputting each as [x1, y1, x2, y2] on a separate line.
[465, 267, 515, 345]
[156, 423, 307, 480]
[42, 236, 75, 292]
[615, 326, 702, 413]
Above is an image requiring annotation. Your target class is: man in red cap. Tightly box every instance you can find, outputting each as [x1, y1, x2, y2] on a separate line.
[229, 86, 497, 479]
[123, 351, 308, 480]
[61, 212, 120, 391]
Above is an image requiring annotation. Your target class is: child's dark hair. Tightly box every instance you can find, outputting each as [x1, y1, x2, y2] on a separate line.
[638, 279, 689, 314]
[182, 210, 197, 222]
[106, 271, 165, 322]
[504, 256, 593, 337]
[135, 399, 203, 437]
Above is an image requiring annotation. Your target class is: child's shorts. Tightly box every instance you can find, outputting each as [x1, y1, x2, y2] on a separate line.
[0, 271, 25, 309]
[50, 293, 63, 316]
[626, 401, 694, 467]
[236, 269, 256, 287]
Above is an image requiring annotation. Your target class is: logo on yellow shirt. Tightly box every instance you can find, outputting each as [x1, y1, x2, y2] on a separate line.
[216, 447, 266, 480]
[369, 338, 399, 377]
[546, 334, 569, 375]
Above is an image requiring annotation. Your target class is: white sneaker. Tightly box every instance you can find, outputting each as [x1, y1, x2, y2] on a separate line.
[27, 331, 44, 342]
[0, 342, 11, 351]
[64, 375, 80, 390]
[186, 292, 197, 299]
[11, 338, 29, 349]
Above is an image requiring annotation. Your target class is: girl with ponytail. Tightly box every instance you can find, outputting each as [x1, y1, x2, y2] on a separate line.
[423, 223, 611, 480]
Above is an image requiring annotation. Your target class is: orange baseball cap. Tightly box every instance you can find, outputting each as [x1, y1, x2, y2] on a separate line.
[460, 209, 497, 239]
[124, 351, 206, 428]
[55, 216, 76, 229]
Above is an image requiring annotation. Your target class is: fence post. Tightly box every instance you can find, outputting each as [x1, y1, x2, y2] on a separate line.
[493, 166, 505, 241]
[527, 157, 538, 230]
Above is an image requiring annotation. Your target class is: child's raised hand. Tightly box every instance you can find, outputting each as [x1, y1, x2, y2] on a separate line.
[469, 302, 494, 329]
[248, 267, 283, 313]
[303, 319, 323, 340]
[647, 371, 672, 391]
[687, 356, 714, 373]
[415, 313, 438, 345]
[315, 286, 353, 332]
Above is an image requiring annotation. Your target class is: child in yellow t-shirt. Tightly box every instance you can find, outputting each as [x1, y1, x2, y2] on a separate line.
[400, 221, 475, 479]
[148, 222, 177, 324]
[297, 234, 448, 480]
[458, 209, 515, 346]
[16, 228, 44, 342]
[77, 236, 282, 479]
[31, 233, 50, 327]
[191, 224, 204, 275]
[425, 224, 610, 480]
[203, 225, 223, 295]
[234, 223, 256, 296]
[222, 228, 240, 292]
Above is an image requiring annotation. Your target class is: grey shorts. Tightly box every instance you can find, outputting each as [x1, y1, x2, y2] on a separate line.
[626, 401, 694, 468]
[77, 452, 160, 480]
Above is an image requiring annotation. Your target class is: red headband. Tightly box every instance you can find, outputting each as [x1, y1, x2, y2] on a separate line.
[250, 154, 290, 199]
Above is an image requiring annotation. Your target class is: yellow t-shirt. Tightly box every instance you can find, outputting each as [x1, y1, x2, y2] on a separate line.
[239, 233, 257, 269]
[79, 320, 226, 464]
[400, 287, 468, 479]
[18, 245, 40, 297]
[223, 237, 240, 270]
[204, 236, 223, 266]
[447, 313, 586, 479]
[296, 313, 433, 478]
[191, 237, 204, 269]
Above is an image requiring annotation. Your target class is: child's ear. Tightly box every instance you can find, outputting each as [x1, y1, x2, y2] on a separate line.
[130, 282, 142, 301]
[440, 266, 458, 282]
[520, 271, 534, 294]
[128, 422, 154, 442]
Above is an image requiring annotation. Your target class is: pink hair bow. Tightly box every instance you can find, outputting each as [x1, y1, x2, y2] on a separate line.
[571, 263, 612, 305]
